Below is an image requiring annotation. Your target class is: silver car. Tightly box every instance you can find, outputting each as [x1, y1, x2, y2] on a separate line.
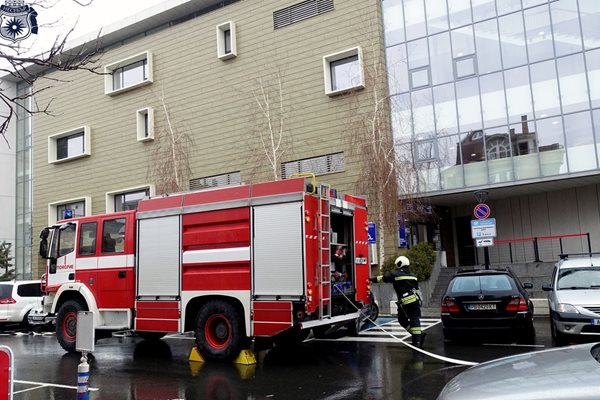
[542, 254, 600, 345]
[437, 343, 600, 400]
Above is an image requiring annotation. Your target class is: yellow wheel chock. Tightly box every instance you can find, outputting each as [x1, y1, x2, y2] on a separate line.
[188, 346, 205, 363]
[233, 349, 257, 365]
[188, 346, 257, 365]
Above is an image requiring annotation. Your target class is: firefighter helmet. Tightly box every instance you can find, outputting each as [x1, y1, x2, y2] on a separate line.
[395, 256, 410, 269]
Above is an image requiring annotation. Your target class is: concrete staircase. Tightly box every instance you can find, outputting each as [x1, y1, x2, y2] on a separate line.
[422, 267, 457, 317]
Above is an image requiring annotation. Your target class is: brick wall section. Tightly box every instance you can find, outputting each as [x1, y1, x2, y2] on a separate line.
[31, 0, 386, 276]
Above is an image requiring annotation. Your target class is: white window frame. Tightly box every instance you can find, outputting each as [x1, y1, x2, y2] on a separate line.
[323, 47, 364, 96]
[104, 51, 153, 95]
[136, 108, 154, 142]
[48, 196, 91, 225]
[48, 126, 91, 164]
[105, 184, 155, 213]
[216, 21, 237, 60]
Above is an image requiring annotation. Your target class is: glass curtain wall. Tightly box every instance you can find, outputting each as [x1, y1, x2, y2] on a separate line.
[15, 82, 32, 280]
[383, 0, 600, 194]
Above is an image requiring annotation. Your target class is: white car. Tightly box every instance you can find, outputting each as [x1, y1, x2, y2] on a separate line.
[542, 254, 600, 345]
[0, 280, 43, 327]
[437, 342, 600, 400]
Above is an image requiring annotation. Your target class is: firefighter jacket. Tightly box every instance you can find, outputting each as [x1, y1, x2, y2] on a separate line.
[373, 269, 420, 306]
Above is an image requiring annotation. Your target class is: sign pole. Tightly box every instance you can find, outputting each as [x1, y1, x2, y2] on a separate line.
[484, 246, 490, 270]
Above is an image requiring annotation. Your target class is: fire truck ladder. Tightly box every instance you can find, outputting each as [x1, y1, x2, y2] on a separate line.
[318, 183, 331, 319]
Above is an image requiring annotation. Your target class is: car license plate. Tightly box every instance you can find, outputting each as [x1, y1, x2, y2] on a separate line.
[592, 319, 600, 326]
[29, 316, 44, 321]
[467, 303, 496, 311]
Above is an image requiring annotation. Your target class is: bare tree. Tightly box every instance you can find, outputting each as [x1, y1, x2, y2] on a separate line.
[246, 67, 293, 181]
[149, 87, 193, 194]
[346, 20, 430, 266]
[346, 43, 399, 266]
[0, 0, 102, 147]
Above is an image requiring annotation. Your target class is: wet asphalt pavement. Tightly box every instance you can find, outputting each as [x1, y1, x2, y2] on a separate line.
[0, 316, 578, 400]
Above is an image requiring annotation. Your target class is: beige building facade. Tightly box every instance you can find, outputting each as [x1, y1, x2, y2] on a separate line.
[31, 0, 387, 276]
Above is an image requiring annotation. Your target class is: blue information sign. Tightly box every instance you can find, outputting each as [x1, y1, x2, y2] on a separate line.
[368, 222, 376, 244]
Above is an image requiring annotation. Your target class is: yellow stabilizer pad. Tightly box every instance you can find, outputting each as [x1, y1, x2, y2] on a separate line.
[234, 349, 257, 365]
[188, 346, 205, 363]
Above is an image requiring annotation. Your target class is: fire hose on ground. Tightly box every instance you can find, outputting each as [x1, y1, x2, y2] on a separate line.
[335, 289, 479, 367]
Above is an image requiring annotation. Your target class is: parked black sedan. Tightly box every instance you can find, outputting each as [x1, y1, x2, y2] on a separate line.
[441, 269, 535, 342]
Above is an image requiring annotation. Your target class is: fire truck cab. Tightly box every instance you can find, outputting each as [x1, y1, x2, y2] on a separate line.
[38, 177, 372, 361]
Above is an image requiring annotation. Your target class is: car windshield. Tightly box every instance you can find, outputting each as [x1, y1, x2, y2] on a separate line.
[557, 267, 600, 290]
[449, 275, 514, 293]
[0, 284, 12, 298]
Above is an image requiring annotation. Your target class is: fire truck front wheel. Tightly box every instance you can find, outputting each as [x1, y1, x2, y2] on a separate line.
[195, 300, 246, 362]
[56, 299, 88, 352]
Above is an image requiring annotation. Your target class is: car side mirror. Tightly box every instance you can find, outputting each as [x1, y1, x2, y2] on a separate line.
[542, 284, 552, 291]
[523, 283, 533, 289]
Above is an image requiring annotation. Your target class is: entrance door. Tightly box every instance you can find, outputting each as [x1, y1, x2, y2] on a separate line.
[456, 216, 477, 267]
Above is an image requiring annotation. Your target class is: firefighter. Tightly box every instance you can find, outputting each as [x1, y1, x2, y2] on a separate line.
[370, 256, 425, 348]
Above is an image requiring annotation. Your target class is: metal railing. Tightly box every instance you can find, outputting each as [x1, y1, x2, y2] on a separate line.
[467, 233, 591, 265]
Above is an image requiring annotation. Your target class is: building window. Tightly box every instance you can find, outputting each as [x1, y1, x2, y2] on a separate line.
[281, 152, 345, 179]
[415, 140, 437, 163]
[323, 47, 363, 96]
[410, 66, 431, 89]
[56, 201, 85, 221]
[189, 171, 241, 191]
[48, 126, 91, 164]
[104, 51, 153, 95]
[106, 185, 154, 213]
[273, 0, 335, 29]
[454, 55, 477, 79]
[48, 197, 91, 225]
[136, 108, 154, 142]
[217, 21, 237, 60]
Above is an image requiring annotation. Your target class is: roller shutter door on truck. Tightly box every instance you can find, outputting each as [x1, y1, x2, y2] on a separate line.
[252, 202, 304, 297]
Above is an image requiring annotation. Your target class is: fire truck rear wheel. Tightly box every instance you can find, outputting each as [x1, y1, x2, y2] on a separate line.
[195, 300, 245, 362]
[56, 299, 88, 352]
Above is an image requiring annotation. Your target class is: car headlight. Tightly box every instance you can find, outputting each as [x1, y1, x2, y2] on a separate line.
[557, 303, 579, 314]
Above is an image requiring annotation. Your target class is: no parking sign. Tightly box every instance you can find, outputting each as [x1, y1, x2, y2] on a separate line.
[0, 346, 13, 400]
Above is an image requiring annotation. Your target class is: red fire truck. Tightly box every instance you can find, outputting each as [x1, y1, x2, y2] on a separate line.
[37, 177, 373, 361]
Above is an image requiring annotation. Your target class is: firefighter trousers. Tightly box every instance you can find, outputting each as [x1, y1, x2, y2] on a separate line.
[396, 300, 423, 347]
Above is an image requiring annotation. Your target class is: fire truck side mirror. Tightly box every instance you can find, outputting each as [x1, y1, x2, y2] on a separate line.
[39, 228, 49, 259]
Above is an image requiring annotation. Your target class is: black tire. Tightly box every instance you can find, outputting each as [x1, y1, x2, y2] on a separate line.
[20, 311, 31, 328]
[346, 317, 361, 337]
[137, 332, 167, 341]
[195, 300, 246, 362]
[518, 322, 536, 345]
[442, 328, 455, 343]
[56, 300, 87, 352]
[369, 302, 379, 322]
[550, 318, 567, 346]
